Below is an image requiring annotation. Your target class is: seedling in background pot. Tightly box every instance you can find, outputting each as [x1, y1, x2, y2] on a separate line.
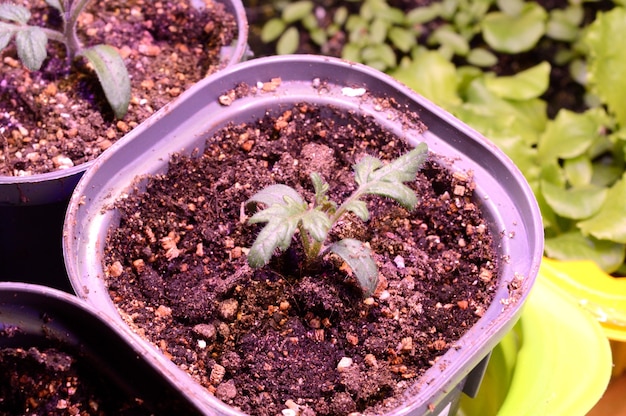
[246, 142, 428, 296]
[0, 0, 131, 118]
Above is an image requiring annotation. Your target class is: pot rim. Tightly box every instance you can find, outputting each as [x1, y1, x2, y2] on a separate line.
[63, 54, 544, 415]
[0, 0, 249, 205]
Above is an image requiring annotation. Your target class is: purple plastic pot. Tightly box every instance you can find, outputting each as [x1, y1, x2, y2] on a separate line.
[0, 282, 208, 414]
[63, 55, 543, 415]
[0, 0, 249, 287]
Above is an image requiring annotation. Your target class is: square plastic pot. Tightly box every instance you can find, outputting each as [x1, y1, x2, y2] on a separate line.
[63, 55, 544, 415]
[0, 0, 249, 288]
[0, 282, 208, 414]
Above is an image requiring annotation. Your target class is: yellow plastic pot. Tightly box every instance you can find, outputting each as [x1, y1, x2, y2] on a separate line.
[541, 257, 626, 377]
[460, 259, 613, 415]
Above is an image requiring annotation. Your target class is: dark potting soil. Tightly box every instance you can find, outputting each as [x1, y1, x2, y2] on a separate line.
[0, 0, 237, 176]
[0, 343, 150, 415]
[104, 99, 499, 415]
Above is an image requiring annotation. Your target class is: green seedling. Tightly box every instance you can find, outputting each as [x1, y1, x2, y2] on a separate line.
[245, 143, 428, 297]
[0, 0, 131, 118]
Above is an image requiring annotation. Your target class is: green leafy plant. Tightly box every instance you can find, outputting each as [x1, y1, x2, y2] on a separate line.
[245, 143, 428, 296]
[392, 4, 626, 275]
[0, 0, 131, 118]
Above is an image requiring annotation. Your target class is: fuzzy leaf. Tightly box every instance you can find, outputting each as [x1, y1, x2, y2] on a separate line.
[329, 238, 378, 297]
[368, 182, 420, 210]
[353, 143, 428, 210]
[354, 156, 383, 186]
[247, 192, 309, 268]
[79, 45, 130, 119]
[44, 0, 64, 13]
[247, 197, 304, 225]
[15, 27, 47, 70]
[247, 217, 299, 268]
[300, 210, 332, 242]
[310, 173, 328, 201]
[311, 174, 337, 214]
[248, 184, 305, 209]
[368, 143, 428, 184]
[0, 3, 31, 24]
[343, 200, 369, 221]
[0, 24, 15, 50]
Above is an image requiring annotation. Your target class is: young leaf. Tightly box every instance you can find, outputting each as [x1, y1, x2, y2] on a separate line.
[482, 3, 547, 53]
[276, 26, 299, 55]
[343, 200, 369, 221]
[248, 184, 305, 209]
[544, 232, 625, 274]
[354, 143, 428, 210]
[0, 3, 31, 24]
[467, 48, 498, 67]
[248, 217, 300, 268]
[261, 18, 286, 43]
[369, 17, 388, 44]
[329, 238, 378, 296]
[389, 49, 461, 108]
[540, 181, 607, 220]
[281, 1, 314, 24]
[44, 0, 64, 13]
[578, 174, 626, 244]
[15, 27, 48, 70]
[406, 4, 441, 24]
[388, 27, 417, 53]
[429, 26, 470, 56]
[79, 44, 131, 119]
[583, 7, 626, 127]
[311, 173, 329, 202]
[354, 155, 383, 186]
[0, 23, 15, 50]
[300, 209, 332, 242]
[247, 191, 309, 268]
[537, 109, 604, 162]
[484, 61, 551, 101]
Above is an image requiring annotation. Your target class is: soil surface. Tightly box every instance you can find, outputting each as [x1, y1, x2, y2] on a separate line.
[0, 343, 150, 415]
[104, 98, 499, 415]
[0, 0, 237, 176]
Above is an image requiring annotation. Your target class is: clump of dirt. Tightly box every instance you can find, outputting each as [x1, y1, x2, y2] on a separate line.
[104, 101, 499, 415]
[0, 0, 237, 176]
